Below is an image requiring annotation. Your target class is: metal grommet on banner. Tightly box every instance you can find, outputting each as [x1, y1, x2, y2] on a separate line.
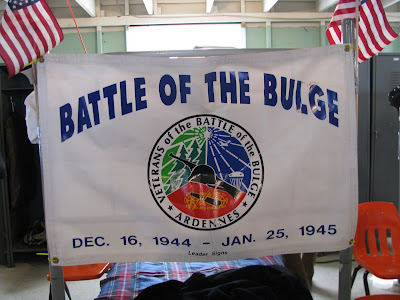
[26, 57, 44, 68]
[49, 257, 59, 264]
[36, 253, 59, 263]
[345, 45, 356, 52]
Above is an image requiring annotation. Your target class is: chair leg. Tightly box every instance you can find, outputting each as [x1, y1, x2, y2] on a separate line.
[351, 265, 363, 287]
[363, 270, 370, 295]
[49, 281, 72, 300]
[65, 282, 72, 300]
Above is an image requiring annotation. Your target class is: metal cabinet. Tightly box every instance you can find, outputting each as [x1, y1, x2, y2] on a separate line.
[0, 66, 45, 267]
[358, 59, 371, 204]
[369, 54, 400, 209]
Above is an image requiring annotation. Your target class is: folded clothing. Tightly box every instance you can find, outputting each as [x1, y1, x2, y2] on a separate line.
[23, 218, 46, 246]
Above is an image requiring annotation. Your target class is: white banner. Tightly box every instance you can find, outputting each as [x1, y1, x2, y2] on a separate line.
[37, 46, 358, 266]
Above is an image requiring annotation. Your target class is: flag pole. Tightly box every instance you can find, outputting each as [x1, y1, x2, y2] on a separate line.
[338, 18, 358, 300]
[355, 0, 360, 64]
[355, 0, 360, 119]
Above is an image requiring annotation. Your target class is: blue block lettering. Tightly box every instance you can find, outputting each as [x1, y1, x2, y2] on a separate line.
[73, 238, 82, 248]
[134, 78, 147, 111]
[309, 85, 326, 120]
[205, 72, 217, 102]
[264, 73, 277, 106]
[120, 81, 132, 115]
[296, 81, 308, 114]
[88, 90, 101, 125]
[327, 89, 339, 127]
[220, 71, 237, 103]
[281, 77, 295, 110]
[239, 72, 250, 104]
[73, 237, 105, 248]
[179, 75, 191, 103]
[95, 237, 105, 246]
[60, 103, 74, 142]
[159, 74, 177, 105]
[85, 237, 94, 247]
[103, 84, 117, 119]
[77, 96, 92, 133]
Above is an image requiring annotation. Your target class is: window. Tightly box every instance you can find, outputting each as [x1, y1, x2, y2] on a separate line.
[126, 23, 245, 51]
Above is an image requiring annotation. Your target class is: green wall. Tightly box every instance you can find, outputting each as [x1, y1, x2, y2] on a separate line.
[50, 31, 97, 54]
[271, 26, 322, 49]
[246, 27, 267, 49]
[245, 23, 400, 53]
[102, 30, 126, 53]
[246, 24, 323, 49]
[50, 27, 126, 54]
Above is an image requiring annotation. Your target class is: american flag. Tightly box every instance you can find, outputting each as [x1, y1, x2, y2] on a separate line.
[0, 0, 63, 77]
[326, 0, 398, 63]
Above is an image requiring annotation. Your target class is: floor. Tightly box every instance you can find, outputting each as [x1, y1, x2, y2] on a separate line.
[0, 252, 399, 300]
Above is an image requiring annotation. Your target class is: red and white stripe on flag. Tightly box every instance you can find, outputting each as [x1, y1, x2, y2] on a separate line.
[0, 0, 63, 77]
[326, 0, 398, 63]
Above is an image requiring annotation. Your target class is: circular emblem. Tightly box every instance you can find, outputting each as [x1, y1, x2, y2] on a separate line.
[148, 115, 264, 230]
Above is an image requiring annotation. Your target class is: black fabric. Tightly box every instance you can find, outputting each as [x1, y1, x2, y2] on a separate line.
[4, 112, 36, 210]
[0, 153, 6, 180]
[136, 265, 313, 300]
[389, 85, 400, 111]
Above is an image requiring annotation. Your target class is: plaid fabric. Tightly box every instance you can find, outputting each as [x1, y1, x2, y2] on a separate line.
[95, 255, 283, 300]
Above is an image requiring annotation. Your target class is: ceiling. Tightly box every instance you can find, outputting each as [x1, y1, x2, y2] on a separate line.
[0, 0, 400, 28]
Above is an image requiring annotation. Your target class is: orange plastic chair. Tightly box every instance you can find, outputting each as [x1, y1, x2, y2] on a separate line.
[355, 295, 400, 300]
[47, 263, 112, 299]
[351, 202, 400, 296]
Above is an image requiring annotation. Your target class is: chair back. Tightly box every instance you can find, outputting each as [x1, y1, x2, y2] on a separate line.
[354, 295, 400, 300]
[354, 202, 400, 262]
